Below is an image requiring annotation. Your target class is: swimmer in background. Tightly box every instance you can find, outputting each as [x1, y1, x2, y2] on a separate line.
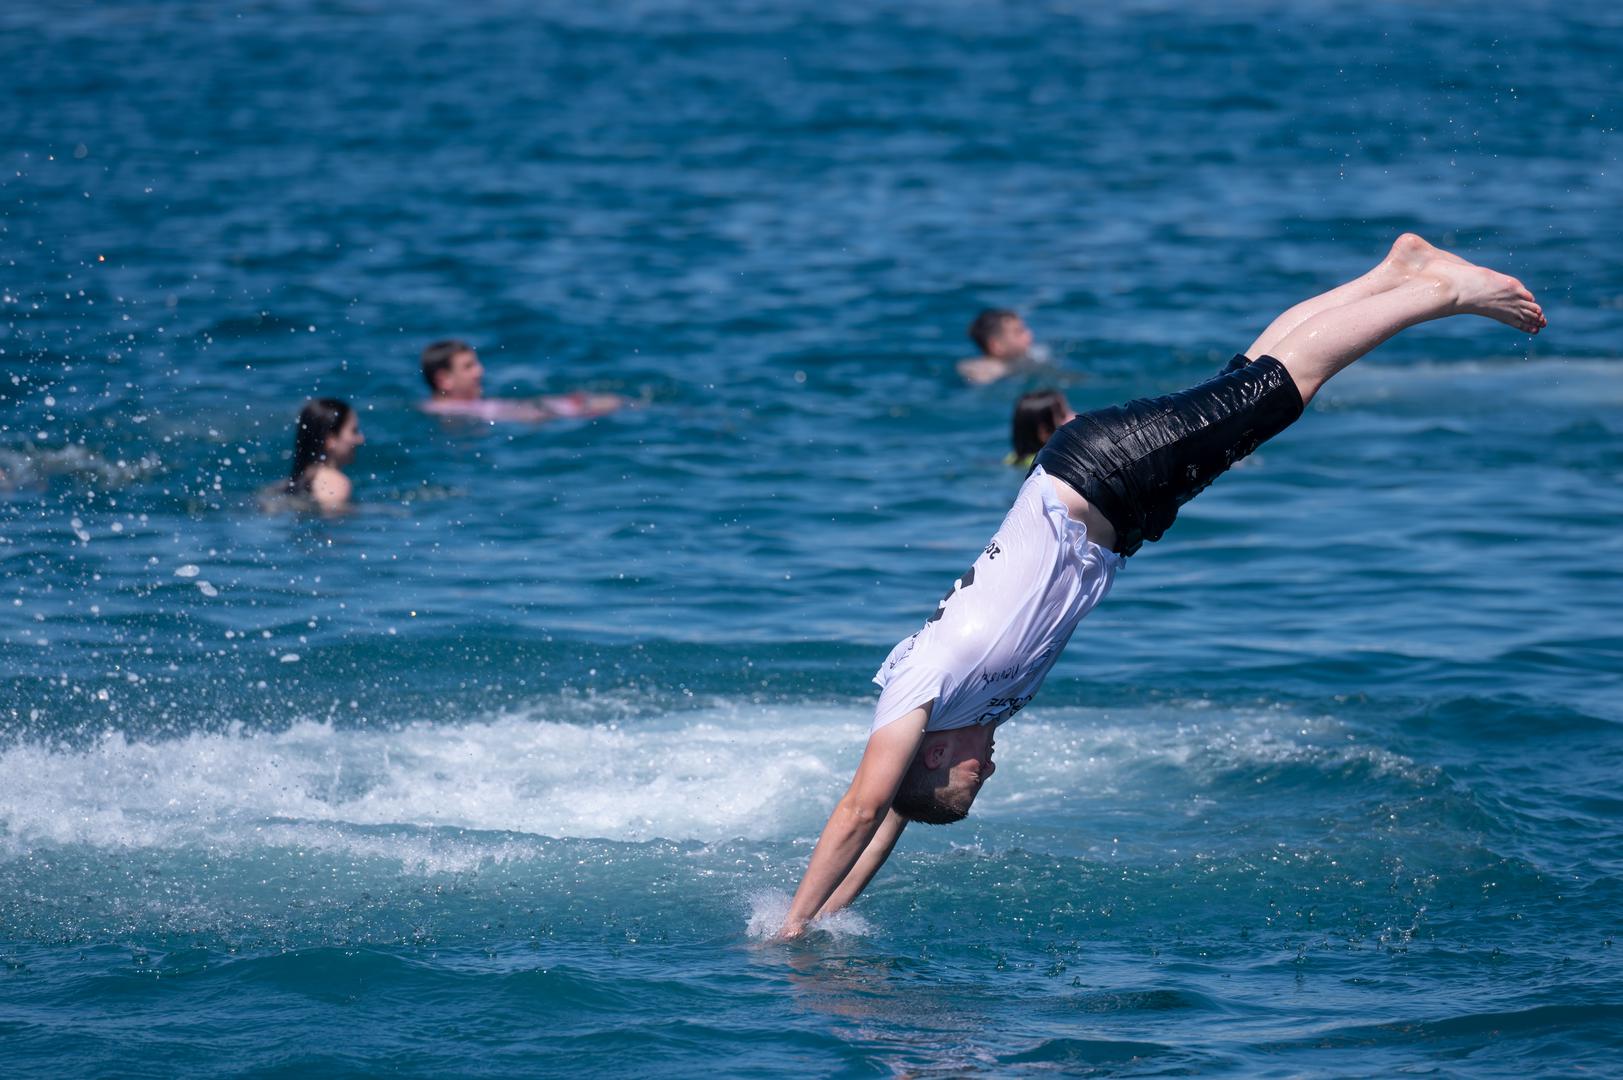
[775, 235, 1545, 940]
[1006, 388, 1075, 470]
[268, 397, 364, 513]
[418, 339, 627, 423]
[957, 309, 1045, 385]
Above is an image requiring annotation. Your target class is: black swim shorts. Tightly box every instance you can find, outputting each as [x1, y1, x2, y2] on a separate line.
[1033, 354, 1304, 556]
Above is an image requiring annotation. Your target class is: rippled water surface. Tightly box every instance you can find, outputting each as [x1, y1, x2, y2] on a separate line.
[3, 2, 1621, 1076]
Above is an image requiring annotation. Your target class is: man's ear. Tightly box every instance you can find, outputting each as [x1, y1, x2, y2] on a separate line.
[922, 737, 948, 769]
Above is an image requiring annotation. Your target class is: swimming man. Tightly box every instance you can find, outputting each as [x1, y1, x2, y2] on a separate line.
[958, 309, 1042, 385]
[777, 235, 1544, 939]
[419, 339, 627, 423]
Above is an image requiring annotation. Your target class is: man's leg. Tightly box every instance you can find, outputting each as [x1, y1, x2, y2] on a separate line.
[1262, 244, 1543, 405]
[1244, 234, 1488, 361]
[1037, 235, 1542, 555]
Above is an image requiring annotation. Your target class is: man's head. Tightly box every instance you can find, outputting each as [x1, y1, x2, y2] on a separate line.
[968, 309, 1033, 362]
[891, 724, 997, 824]
[421, 339, 484, 400]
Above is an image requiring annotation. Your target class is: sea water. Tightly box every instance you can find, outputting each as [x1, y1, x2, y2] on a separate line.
[2, 1, 1620, 1076]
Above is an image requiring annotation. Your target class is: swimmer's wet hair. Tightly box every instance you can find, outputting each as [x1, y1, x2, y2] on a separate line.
[968, 308, 1019, 354]
[1011, 388, 1070, 461]
[287, 398, 352, 493]
[421, 339, 474, 390]
[890, 757, 969, 826]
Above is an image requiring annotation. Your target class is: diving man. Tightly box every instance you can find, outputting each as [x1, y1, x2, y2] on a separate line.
[777, 235, 1544, 938]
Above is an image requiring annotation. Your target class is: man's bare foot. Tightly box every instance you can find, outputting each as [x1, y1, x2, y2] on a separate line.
[1386, 232, 1474, 274]
[1426, 257, 1546, 334]
[1365, 233, 1470, 293]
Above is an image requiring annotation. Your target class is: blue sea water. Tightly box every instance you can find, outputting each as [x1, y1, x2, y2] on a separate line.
[2, 1, 1621, 1075]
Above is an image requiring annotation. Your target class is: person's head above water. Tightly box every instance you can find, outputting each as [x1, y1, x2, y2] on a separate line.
[292, 396, 368, 496]
[968, 309, 1033, 362]
[421, 339, 484, 401]
[890, 725, 997, 824]
[1010, 388, 1075, 465]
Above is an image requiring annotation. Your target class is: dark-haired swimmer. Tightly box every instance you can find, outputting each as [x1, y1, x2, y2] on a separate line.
[1006, 388, 1075, 470]
[264, 397, 364, 513]
[776, 235, 1545, 939]
[419, 339, 626, 423]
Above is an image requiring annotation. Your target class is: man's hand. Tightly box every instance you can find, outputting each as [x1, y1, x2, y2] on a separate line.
[770, 919, 808, 943]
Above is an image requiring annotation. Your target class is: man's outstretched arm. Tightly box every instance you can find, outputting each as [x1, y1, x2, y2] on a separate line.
[775, 706, 928, 939]
[816, 807, 908, 919]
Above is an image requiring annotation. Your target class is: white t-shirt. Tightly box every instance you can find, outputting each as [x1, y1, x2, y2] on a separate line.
[871, 467, 1123, 734]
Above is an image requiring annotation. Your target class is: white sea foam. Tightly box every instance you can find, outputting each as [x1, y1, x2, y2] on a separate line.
[0, 445, 165, 490]
[0, 704, 866, 857]
[0, 699, 1423, 866]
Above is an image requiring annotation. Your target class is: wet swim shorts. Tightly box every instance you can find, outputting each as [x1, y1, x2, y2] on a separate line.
[1033, 354, 1304, 556]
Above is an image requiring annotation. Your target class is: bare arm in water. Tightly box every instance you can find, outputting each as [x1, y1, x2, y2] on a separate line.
[815, 808, 908, 918]
[775, 706, 928, 940]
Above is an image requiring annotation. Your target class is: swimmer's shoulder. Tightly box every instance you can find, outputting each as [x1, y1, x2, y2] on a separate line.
[425, 396, 576, 423]
[420, 397, 486, 417]
[957, 357, 1012, 385]
[307, 465, 352, 511]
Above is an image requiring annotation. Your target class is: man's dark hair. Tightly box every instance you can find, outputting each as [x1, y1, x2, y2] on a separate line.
[420, 339, 473, 391]
[890, 759, 968, 825]
[967, 309, 1018, 354]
